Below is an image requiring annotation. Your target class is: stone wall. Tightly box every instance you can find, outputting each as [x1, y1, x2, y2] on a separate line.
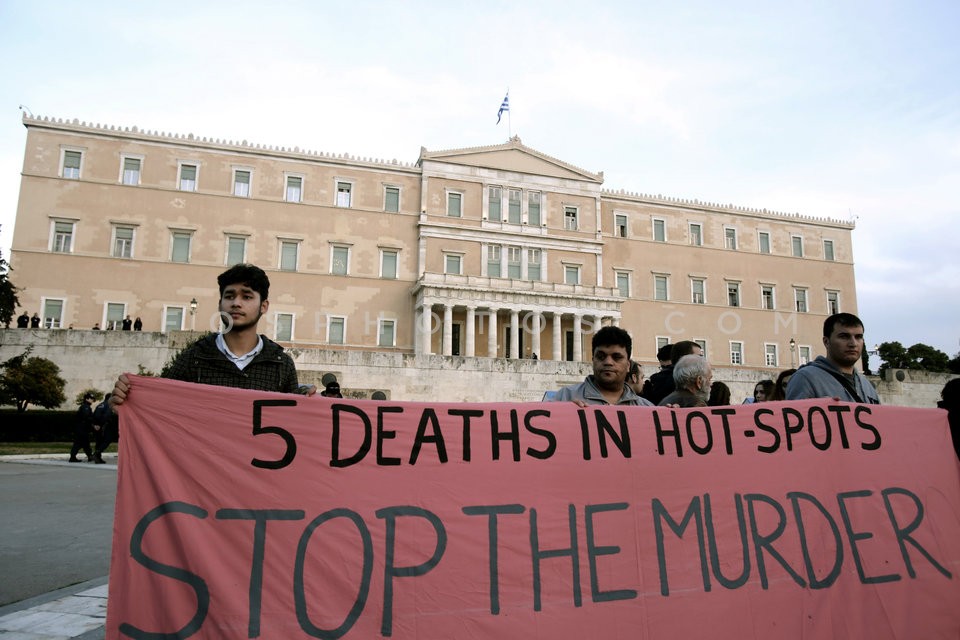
[0, 329, 952, 408]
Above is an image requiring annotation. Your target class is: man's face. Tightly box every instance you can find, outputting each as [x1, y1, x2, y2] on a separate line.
[592, 344, 631, 391]
[220, 284, 268, 332]
[823, 323, 864, 371]
[695, 362, 713, 402]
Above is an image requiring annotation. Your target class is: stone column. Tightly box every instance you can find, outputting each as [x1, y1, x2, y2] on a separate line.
[487, 308, 498, 357]
[531, 311, 542, 359]
[552, 312, 562, 361]
[465, 306, 476, 357]
[420, 305, 433, 355]
[442, 304, 453, 356]
[573, 313, 583, 362]
[510, 310, 520, 359]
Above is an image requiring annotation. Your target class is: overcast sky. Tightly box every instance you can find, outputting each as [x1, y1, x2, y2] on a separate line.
[1, 0, 957, 358]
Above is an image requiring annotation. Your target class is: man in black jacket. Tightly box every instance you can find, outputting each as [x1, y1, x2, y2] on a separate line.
[110, 264, 315, 407]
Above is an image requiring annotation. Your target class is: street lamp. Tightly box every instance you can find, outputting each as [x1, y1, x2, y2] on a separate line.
[189, 298, 198, 331]
[789, 338, 796, 368]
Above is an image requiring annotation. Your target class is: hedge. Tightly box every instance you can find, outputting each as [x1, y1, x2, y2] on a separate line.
[0, 409, 76, 442]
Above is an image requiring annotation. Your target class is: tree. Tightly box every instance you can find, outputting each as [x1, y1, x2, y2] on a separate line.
[878, 341, 951, 375]
[0, 349, 67, 412]
[950, 353, 960, 375]
[0, 244, 20, 329]
[877, 341, 908, 375]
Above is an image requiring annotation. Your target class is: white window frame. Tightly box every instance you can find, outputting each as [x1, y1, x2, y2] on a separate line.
[799, 345, 812, 365]
[60, 148, 84, 179]
[689, 222, 703, 246]
[614, 213, 628, 238]
[729, 341, 744, 365]
[378, 318, 397, 347]
[760, 284, 776, 310]
[170, 230, 193, 263]
[506, 245, 522, 279]
[691, 278, 706, 304]
[384, 185, 400, 213]
[724, 227, 738, 250]
[527, 191, 542, 226]
[225, 234, 247, 265]
[654, 274, 669, 301]
[335, 179, 353, 208]
[112, 225, 135, 259]
[656, 336, 670, 352]
[447, 191, 463, 218]
[120, 154, 143, 186]
[41, 297, 66, 329]
[794, 287, 808, 313]
[823, 239, 835, 261]
[487, 186, 503, 222]
[330, 244, 351, 276]
[564, 264, 581, 286]
[765, 343, 779, 367]
[327, 315, 347, 345]
[726, 281, 741, 307]
[177, 162, 199, 192]
[487, 244, 502, 278]
[279, 239, 301, 272]
[380, 248, 399, 279]
[694, 339, 708, 359]
[233, 168, 252, 198]
[826, 290, 840, 315]
[162, 305, 185, 332]
[285, 174, 304, 203]
[615, 270, 631, 297]
[758, 231, 771, 254]
[508, 189, 522, 224]
[104, 302, 126, 330]
[527, 248, 542, 281]
[274, 312, 295, 342]
[653, 218, 666, 242]
[444, 252, 463, 275]
[50, 219, 76, 253]
[564, 206, 579, 231]
[791, 235, 804, 257]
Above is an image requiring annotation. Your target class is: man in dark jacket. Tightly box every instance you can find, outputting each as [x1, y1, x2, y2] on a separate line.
[110, 264, 315, 407]
[69, 393, 96, 462]
[644, 340, 702, 405]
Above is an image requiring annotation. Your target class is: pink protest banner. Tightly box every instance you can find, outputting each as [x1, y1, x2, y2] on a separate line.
[106, 375, 960, 639]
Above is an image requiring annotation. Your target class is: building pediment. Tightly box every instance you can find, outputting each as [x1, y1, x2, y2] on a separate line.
[419, 137, 603, 184]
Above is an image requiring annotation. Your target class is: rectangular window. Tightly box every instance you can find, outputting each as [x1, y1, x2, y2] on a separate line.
[447, 192, 462, 217]
[178, 164, 197, 191]
[792, 235, 804, 257]
[507, 246, 522, 278]
[336, 181, 352, 207]
[52, 221, 74, 253]
[171, 232, 192, 263]
[381, 250, 398, 279]
[695, 340, 707, 359]
[616, 271, 630, 297]
[233, 170, 251, 197]
[62, 150, 82, 179]
[730, 341, 743, 365]
[564, 206, 578, 231]
[280, 240, 299, 272]
[275, 313, 293, 341]
[286, 176, 303, 203]
[378, 319, 396, 347]
[758, 231, 771, 254]
[799, 346, 811, 365]
[508, 189, 521, 224]
[106, 303, 125, 330]
[528, 192, 541, 226]
[724, 227, 737, 250]
[445, 254, 462, 275]
[113, 226, 134, 258]
[692, 278, 705, 304]
[761, 285, 775, 310]
[527, 248, 541, 281]
[827, 291, 840, 314]
[765, 344, 779, 367]
[487, 245, 501, 277]
[328, 317, 346, 345]
[689, 223, 702, 246]
[43, 299, 64, 329]
[331, 246, 349, 275]
[615, 214, 628, 238]
[565, 265, 580, 286]
[653, 219, 666, 242]
[727, 282, 740, 307]
[488, 186, 502, 221]
[122, 157, 141, 185]
[226, 236, 246, 265]
[384, 186, 400, 212]
[654, 275, 668, 301]
[657, 336, 670, 352]
[164, 306, 184, 332]
[795, 288, 808, 313]
[823, 239, 835, 261]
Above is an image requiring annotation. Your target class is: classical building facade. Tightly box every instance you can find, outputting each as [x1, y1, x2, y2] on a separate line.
[10, 115, 857, 372]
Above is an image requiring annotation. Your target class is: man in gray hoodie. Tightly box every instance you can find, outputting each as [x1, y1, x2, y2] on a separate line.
[786, 312, 880, 404]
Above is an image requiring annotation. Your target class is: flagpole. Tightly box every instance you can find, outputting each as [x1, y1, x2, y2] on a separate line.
[508, 87, 512, 138]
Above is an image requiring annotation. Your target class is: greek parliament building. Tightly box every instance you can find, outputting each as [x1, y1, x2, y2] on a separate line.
[8, 115, 857, 393]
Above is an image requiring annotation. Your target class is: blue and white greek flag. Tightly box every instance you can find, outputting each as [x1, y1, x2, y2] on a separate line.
[497, 92, 509, 124]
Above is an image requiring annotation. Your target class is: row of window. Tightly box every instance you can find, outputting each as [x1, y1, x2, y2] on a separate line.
[653, 336, 812, 368]
[633, 274, 841, 314]
[60, 148, 402, 211]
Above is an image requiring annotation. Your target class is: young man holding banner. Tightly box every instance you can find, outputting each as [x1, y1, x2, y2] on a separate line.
[550, 326, 654, 406]
[786, 312, 880, 404]
[110, 264, 315, 406]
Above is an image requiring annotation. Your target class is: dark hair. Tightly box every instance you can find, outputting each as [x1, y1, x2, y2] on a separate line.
[592, 326, 632, 359]
[218, 264, 270, 301]
[670, 340, 700, 364]
[754, 379, 774, 400]
[656, 343, 673, 362]
[772, 368, 797, 401]
[823, 312, 863, 338]
[708, 381, 731, 406]
[940, 378, 960, 410]
[629, 360, 642, 380]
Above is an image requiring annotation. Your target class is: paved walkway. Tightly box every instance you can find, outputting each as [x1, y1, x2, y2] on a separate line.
[0, 455, 116, 639]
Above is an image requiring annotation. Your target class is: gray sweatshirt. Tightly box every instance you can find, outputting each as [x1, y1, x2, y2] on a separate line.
[785, 355, 880, 404]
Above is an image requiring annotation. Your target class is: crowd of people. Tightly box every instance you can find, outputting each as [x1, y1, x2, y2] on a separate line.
[15, 311, 143, 331]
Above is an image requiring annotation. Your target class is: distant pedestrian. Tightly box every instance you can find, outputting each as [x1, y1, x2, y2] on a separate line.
[69, 393, 96, 463]
[17, 312, 29, 328]
[91, 393, 115, 464]
[30, 313, 40, 328]
[121, 315, 133, 331]
[133, 316, 143, 331]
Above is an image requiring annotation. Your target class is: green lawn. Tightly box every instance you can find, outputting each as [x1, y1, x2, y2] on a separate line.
[0, 442, 73, 456]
